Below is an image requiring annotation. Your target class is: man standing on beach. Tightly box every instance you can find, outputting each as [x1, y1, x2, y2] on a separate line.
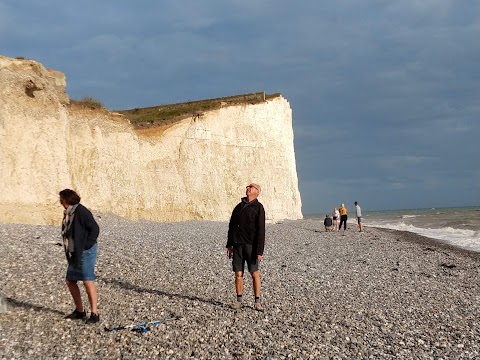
[355, 201, 363, 232]
[339, 203, 348, 232]
[226, 183, 266, 311]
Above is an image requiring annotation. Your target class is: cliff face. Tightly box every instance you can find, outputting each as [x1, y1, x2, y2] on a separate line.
[0, 56, 302, 225]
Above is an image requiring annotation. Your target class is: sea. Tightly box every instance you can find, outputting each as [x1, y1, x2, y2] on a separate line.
[306, 206, 480, 253]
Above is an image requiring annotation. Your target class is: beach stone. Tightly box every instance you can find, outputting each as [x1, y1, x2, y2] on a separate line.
[0, 294, 7, 313]
[0, 216, 479, 358]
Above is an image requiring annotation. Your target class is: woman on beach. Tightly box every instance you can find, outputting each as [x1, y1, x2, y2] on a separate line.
[338, 203, 348, 231]
[332, 207, 340, 231]
[59, 189, 100, 324]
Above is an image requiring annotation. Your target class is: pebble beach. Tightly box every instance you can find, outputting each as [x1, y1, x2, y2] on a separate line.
[1, 214, 479, 359]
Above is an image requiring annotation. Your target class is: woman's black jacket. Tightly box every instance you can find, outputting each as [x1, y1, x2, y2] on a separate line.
[70, 204, 99, 268]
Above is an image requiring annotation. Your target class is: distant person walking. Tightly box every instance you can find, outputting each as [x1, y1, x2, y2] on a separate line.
[324, 214, 333, 231]
[355, 201, 363, 232]
[226, 183, 266, 311]
[332, 207, 340, 231]
[338, 203, 348, 231]
[60, 189, 100, 324]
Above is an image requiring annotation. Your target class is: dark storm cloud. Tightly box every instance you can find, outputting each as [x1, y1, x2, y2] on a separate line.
[1, 0, 479, 213]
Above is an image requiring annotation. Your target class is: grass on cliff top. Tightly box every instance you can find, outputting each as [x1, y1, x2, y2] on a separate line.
[70, 96, 106, 110]
[116, 92, 281, 128]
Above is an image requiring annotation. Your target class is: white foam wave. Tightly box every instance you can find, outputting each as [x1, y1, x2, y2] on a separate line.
[401, 215, 417, 219]
[369, 221, 480, 252]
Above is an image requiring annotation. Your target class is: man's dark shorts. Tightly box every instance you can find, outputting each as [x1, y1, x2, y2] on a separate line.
[232, 243, 259, 273]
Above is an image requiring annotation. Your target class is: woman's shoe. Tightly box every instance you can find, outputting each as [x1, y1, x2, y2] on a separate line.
[65, 309, 86, 320]
[85, 313, 100, 324]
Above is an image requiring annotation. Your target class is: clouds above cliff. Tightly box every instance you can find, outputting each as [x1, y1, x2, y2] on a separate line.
[2, 0, 479, 213]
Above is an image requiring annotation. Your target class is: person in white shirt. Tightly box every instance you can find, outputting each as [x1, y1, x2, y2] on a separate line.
[332, 207, 340, 231]
[354, 201, 363, 232]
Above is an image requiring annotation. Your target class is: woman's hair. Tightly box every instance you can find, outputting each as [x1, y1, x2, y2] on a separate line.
[59, 189, 81, 205]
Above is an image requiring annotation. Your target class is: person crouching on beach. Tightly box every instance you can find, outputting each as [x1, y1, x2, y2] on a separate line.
[324, 214, 333, 231]
[339, 203, 348, 232]
[226, 183, 266, 311]
[59, 189, 100, 324]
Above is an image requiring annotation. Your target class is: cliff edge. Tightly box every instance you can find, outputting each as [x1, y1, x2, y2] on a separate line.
[0, 55, 302, 225]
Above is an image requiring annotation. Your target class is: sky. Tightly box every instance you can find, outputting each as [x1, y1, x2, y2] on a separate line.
[1, 0, 479, 215]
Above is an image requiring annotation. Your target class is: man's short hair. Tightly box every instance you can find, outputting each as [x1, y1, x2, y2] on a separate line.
[249, 183, 261, 194]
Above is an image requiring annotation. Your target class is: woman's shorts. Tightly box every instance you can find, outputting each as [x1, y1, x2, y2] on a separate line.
[66, 243, 98, 281]
[357, 217, 363, 223]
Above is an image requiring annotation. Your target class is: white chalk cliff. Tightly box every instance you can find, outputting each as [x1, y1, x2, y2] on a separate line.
[0, 55, 302, 225]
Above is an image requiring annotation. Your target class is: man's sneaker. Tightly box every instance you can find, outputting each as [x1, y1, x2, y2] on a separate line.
[254, 302, 264, 312]
[65, 309, 86, 320]
[231, 301, 243, 310]
[85, 313, 100, 324]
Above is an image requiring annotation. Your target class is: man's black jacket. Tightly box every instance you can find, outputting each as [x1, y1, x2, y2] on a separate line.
[226, 197, 266, 256]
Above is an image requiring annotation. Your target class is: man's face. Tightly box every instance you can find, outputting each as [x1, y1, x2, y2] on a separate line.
[246, 184, 259, 197]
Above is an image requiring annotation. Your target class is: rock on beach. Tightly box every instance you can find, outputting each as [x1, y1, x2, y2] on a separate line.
[1, 215, 479, 359]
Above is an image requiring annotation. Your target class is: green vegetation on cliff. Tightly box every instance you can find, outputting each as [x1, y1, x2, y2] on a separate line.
[116, 92, 281, 128]
[70, 96, 106, 110]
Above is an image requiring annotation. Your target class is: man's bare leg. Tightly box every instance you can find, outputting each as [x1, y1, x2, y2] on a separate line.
[235, 271, 244, 296]
[252, 271, 263, 311]
[232, 272, 244, 309]
[251, 271, 261, 297]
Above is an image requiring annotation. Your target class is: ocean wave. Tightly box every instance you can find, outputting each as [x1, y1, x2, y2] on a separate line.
[368, 221, 480, 252]
[401, 215, 417, 219]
